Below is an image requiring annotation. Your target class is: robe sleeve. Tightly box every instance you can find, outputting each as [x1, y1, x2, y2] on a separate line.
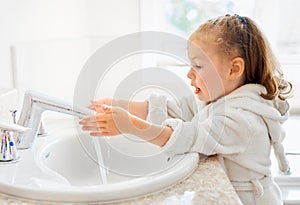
[162, 108, 253, 159]
[146, 94, 199, 124]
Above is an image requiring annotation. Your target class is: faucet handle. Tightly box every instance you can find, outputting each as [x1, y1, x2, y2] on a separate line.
[0, 129, 20, 162]
[10, 110, 17, 124]
[0, 121, 29, 133]
[0, 121, 29, 163]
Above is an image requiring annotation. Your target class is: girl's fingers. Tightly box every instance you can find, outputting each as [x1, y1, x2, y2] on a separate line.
[90, 131, 103, 136]
[82, 124, 110, 132]
[102, 104, 113, 113]
[79, 104, 120, 137]
[80, 113, 110, 124]
[82, 125, 101, 131]
[79, 119, 98, 127]
[88, 104, 96, 110]
[88, 101, 102, 109]
[90, 131, 111, 136]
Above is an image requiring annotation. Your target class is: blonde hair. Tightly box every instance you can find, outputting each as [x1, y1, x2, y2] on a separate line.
[189, 14, 292, 100]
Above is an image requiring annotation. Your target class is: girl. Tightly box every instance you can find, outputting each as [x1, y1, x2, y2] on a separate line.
[80, 14, 293, 204]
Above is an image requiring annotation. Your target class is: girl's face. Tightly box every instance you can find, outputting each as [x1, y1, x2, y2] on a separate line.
[187, 40, 232, 103]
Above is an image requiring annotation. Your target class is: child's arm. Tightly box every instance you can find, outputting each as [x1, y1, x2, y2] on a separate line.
[128, 112, 172, 146]
[80, 105, 172, 147]
[89, 99, 148, 120]
[114, 100, 148, 121]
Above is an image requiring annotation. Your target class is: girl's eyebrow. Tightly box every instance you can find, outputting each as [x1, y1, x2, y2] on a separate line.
[190, 56, 200, 61]
[190, 56, 204, 62]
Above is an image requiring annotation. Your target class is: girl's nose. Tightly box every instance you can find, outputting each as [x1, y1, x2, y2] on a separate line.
[187, 68, 194, 79]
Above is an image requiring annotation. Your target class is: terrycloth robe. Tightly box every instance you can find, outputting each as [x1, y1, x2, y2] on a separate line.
[147, 84, 289, 204]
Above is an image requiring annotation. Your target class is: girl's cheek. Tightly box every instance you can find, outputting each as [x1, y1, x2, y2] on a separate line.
[202, 70, 225, 99]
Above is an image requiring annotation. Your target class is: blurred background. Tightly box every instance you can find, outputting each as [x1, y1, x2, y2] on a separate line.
[0, 0, 299, 104]
[0, 0, 299, 146]
[0, 1, 300, 203]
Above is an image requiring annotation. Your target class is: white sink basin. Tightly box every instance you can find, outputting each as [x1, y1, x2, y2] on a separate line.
[0, 120, 199, 203]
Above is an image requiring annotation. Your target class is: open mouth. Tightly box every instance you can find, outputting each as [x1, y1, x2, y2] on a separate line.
[194, 87, 201, 94]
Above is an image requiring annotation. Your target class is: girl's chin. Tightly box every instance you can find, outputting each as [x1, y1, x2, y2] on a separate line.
[195, 94, 206, 101]
[195, 93, 212, 103]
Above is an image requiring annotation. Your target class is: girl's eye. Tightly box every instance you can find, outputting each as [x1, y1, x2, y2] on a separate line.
[193, 65, 202, 69]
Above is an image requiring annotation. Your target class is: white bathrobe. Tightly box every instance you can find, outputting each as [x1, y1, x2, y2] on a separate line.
[147, 84, 289, 205]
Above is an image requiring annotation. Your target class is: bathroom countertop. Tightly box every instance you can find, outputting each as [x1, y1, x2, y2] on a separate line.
[0, 155, 242, 205]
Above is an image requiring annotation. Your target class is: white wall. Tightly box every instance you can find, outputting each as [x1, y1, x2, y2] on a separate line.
[0, 0, 140, 103]
[0, 0, 18, 88]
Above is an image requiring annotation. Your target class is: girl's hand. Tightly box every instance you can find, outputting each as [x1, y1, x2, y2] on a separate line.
[80, 105, 136, 136]
[80, 104, 172, 147]
[88, 98, 113, 113]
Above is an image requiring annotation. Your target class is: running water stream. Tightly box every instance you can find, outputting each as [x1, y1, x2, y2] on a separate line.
[92, 138, 108, 184]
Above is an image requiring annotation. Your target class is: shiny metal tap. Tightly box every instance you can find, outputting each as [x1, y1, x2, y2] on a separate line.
[0, 121, 27, 162]
[14, 90, 94, 150]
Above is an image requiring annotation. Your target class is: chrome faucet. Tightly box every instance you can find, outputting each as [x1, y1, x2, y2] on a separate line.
[0, 121, 28, 162]
[14, 90, 94, 150]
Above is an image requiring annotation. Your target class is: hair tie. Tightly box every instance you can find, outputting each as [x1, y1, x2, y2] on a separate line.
[239, 15, 247, 24]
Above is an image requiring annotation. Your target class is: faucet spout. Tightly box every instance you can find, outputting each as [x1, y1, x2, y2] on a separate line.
[15, 90, 94, 149]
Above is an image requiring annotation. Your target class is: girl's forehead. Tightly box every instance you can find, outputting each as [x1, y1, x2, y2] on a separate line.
[187, 39, 230, 67]
[187, 40, 212, 60]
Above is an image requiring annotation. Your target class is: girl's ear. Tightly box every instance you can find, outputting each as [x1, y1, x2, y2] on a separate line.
[229, 57, 245, 80]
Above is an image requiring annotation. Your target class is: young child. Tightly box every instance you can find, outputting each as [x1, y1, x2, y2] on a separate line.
[80, 14, 293, 204]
